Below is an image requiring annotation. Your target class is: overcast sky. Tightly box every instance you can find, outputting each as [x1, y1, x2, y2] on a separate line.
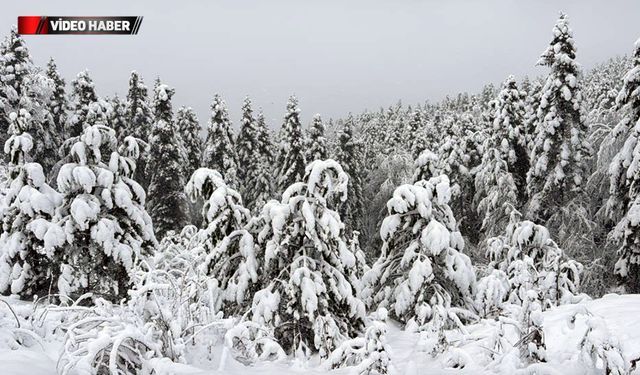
[2, 0, 639, 129]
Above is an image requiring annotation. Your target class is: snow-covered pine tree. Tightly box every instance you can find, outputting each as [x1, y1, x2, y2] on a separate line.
[256, 109, 274, 165]
[176, 106, 202, 174]
[336, 115, 365, 236]
[109, 95, 128, 140]
[67, 70, 112, 139]
[54, 125, 156, 301]
[607, 38, 640, 292]
[523, 78, 542, 153]
[45, 58, 67, 137]
[526, 13, 591, 221]
[202, 94, 238, 186]
[17, 67, 60, 175]
[147, 81, 190, 239]
[362, 175, 476, 332]
[124, 71, 154, 187]
[0, 27, 32, 150]
[125, 72, 154, 141]
[473, 148, 519, 238]
[237, 108, 274, 212]
[276, 96, 306, 193]
[409, 108, 428, 159]
[306, 114, 328, 161]
[248, 160, 365, 357]
[236, 97, 260, 189]
[490, 75, 529, 201]
[0, 107, 63, 297]
[185, 168, 258, 316]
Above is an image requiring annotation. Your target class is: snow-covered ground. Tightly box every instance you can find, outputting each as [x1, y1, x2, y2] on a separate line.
[1, 293, 638, 374]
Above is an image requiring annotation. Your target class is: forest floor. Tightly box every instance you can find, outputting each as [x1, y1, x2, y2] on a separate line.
[1, 294, 639, 374]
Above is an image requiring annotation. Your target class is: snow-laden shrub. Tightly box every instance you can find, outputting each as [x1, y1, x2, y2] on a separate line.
[57, 298, 161, 375]
[324, 320, 391, 374]
[224, 321, 286, 365]
[474, 269, 510, 318]
[362, 174, 476, 333]
[127, 225, 225, 363]
[486, 213, 584, 309]
[566, 307, 630, 375]
[247, 159, 366, 357]
[515, 290, 546, 364]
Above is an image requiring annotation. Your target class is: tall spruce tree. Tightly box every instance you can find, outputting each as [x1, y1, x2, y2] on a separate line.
[306, 114, 328, 161]
[243, 108, 274, 211]
[256, 109, 274, 164]
[202, 94, 238, 186]
[491, 75, 529, 200]
[175, 106, 202, 174]
[236, 97, 260, 189]
[109, 95, 128, 141]
[68, 70, 111, 139]
[0, 27, 32, 150]
[45, 58, 68, 142]
[336, 115, 365, 235]
[124, 71, 154, 188]
[147, 81, 190, 239]
[276, 96, 306, 193]
[608, 39, 640, 292]
[176, 106, 203, 225]
[0, 105, 63, 298]
[526, 13, 591, 221]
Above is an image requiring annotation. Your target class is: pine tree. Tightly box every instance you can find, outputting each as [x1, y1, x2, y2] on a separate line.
[124, 71, 154, 188]
[185, 168, 257, 315]
[256, 110, 274, 165]
[276, 96, 306, 193]
[175, 107, 203, 226]
[248, 160, 365, 357]
[241, 109, 274, 211]
[18, 67, 60, 175]
[236, 97, 260, 188]
[491, 75, 529, 200]
[109, 95, 128, 141]
[306, 114, 328, 161]
[473, 76, 530, 237]
[0, 107, 63, 297]
[54, 125, 156, 301]
[362, 175, 476, 332]
[336, 115, 365, 235]
[45, 58, 68, 143]
[485, 213, 583, 308]
[608, 38, 640, 292]
[408, 109, 428, 159]
[175, 106, 202, 174]
[526, 13, 591, 221]
[0, 27, 32, 150]
[202, 94, 238, 186]
[67, 70, 111, 138]
[147, 82, 190, 239]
